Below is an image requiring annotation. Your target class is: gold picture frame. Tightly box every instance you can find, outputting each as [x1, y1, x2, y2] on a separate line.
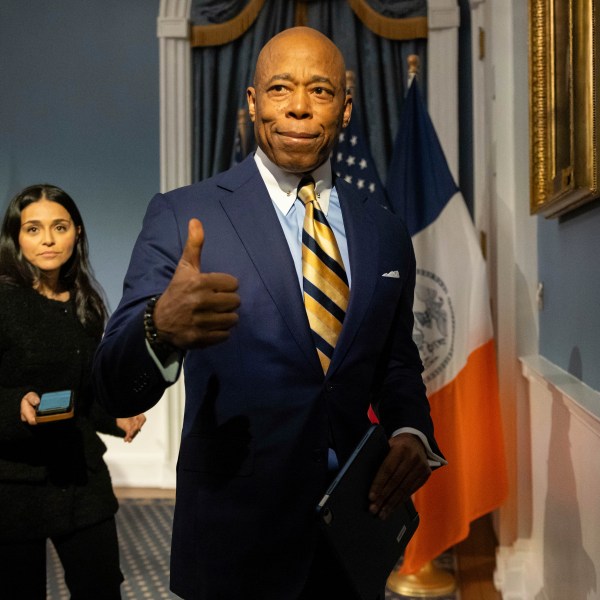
[529, 0, 600, 217]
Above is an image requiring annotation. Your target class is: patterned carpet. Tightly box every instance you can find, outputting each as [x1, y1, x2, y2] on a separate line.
[47, 498, 458, 599]
[47, 498, 177, 599]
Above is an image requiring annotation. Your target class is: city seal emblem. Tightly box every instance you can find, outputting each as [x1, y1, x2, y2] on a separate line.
[412, 268, 455, 385]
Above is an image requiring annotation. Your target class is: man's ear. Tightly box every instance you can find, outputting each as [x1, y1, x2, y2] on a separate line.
[246, 87, 256, 122]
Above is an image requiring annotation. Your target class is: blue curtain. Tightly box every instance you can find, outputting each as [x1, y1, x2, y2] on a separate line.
[191, 0, 427, 182]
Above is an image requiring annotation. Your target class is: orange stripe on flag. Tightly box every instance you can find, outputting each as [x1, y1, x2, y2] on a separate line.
[400, 339, 508, 574]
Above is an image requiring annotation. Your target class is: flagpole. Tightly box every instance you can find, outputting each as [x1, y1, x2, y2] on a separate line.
[346, 69, 355, 94]
[237, 107, 249, 157]
[384, 53, 458, 598]
[407, 53, 419, 86]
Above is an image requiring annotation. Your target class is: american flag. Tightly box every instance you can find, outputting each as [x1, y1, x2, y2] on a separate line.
[333, 107, 389, 210]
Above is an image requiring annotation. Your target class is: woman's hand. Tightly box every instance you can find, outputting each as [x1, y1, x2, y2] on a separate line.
[116, 414, 146, 442]
[20, 391, 41, 425]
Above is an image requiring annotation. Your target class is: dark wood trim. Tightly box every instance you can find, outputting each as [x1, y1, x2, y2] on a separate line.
[455, 514, 502, 600]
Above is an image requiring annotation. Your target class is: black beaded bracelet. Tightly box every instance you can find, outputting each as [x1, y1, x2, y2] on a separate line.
[143, 295, 180, 363]
[143, 295, 162, 347]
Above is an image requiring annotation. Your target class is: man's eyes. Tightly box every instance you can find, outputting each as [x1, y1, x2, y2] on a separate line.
[267, 85, 333, 96]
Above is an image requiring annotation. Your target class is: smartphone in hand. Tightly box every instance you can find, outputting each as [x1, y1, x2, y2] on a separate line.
[36, 390, 74, 423]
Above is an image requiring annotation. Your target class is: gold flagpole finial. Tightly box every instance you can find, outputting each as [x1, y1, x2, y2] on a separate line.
[408, 54, 420, 75]
[346, 70, 356, 95]
[407, 54, 420, 86]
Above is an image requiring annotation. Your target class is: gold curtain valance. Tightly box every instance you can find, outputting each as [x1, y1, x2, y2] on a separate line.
[191, 0, 427, 47]
[191, 0, 266, 47]
[346, 0, 427, 40]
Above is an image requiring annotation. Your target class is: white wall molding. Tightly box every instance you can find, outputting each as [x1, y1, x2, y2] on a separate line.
[428, 3, 460, 29]
[427, 0, 460, 182]
[494, 356, 600, 599]
[157, 16, 189, 39]
[494, 539, 546, 600]
[157, 0, 192, 193]
[520, 355, 600, 427]
[485, 0, 538, 557]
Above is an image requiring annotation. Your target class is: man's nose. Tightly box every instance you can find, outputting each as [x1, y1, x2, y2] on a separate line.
[287, 89, 311, 119]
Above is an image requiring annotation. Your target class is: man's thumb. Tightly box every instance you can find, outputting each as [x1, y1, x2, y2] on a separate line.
[181, 218, 204, 271]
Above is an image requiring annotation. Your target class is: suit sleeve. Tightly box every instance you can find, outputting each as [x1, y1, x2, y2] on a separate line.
[92, 193, 185, 417]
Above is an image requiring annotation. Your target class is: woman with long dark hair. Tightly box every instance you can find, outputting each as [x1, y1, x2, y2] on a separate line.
[0, 184, 145, 599]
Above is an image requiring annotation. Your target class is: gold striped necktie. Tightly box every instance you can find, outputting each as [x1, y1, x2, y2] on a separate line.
[297, 176, 349, 373]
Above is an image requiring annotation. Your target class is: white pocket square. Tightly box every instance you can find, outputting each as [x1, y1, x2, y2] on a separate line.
[382, 270, 400, 278]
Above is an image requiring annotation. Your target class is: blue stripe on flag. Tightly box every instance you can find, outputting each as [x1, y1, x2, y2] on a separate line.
[385, 79, 459, 236]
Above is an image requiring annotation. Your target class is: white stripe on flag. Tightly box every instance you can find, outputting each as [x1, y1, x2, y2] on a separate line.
[411, 191, 493, 395]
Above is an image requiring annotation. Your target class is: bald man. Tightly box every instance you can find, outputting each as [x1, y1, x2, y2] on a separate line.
[93, 27, 444, 600]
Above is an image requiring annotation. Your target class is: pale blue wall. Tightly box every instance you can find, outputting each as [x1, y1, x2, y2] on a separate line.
[0, 0, 160, 312]
[538, 200, 600, 392]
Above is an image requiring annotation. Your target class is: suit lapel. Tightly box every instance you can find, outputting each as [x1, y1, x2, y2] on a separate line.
[216, 160, 322, 375]
[328, 180, 379, 376]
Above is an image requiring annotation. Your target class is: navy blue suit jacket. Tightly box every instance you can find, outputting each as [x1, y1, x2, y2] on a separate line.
[93, 157, 441, 599]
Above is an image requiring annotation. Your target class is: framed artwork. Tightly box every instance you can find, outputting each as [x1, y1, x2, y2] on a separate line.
[529, 0, 600, 217]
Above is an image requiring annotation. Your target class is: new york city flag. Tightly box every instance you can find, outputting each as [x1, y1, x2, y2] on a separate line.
[387, 78, 508, 574]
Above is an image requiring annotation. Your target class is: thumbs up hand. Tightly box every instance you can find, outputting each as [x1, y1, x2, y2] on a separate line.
[152, 219, 240, 349]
